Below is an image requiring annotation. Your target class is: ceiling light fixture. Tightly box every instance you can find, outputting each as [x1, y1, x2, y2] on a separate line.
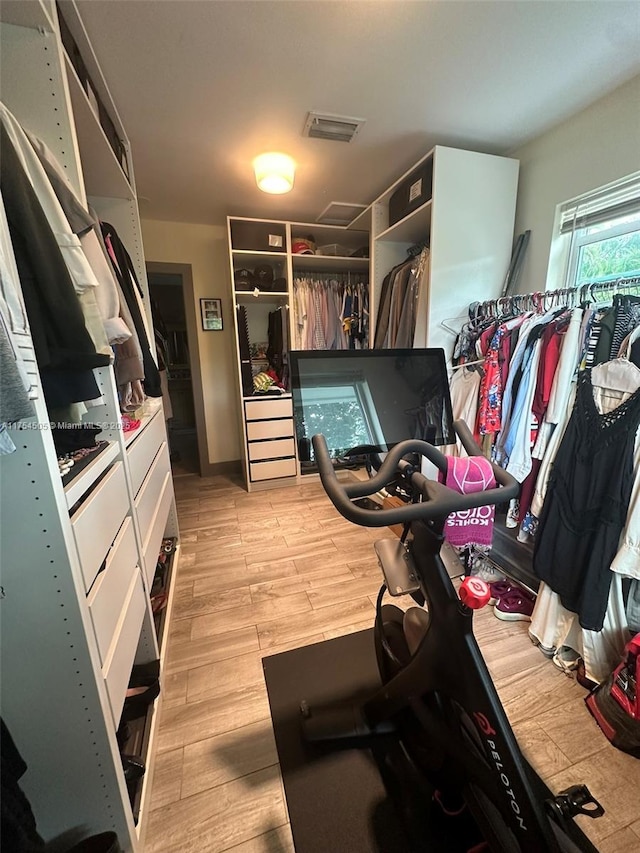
[253, 152, 296, 194]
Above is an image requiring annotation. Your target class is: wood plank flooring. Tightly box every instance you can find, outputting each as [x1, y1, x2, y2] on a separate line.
[144, 473, 640, 853]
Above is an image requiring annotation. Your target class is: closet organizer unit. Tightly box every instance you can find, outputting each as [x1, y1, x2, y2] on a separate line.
[358, 145, 519, 357]
[0, 1, 178, 848]
[227, 216, 370, 491]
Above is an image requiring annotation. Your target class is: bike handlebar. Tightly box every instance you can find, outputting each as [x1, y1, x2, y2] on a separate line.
[311, 420, 520, 528]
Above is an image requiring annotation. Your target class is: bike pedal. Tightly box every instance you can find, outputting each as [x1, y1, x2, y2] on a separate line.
[546, 784, 604, 820]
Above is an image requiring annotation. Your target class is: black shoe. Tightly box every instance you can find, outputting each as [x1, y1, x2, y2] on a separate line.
[121, 754, 145, 784]
[129, 659, 160, 684]
[64, 832, 123, 853]
[120, 678, 160, 722]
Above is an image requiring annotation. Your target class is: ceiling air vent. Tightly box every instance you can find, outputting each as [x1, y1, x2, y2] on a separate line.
[303, 111, 366, 143]
[316, 202, 368, 226]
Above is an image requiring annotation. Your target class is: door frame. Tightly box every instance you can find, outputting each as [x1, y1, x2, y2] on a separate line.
[146, 261, 207, 477]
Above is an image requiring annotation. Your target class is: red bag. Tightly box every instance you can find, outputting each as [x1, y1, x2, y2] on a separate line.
[585, 633, 640, 757]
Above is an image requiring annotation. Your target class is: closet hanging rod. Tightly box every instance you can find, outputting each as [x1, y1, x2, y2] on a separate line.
[471, 273, 640, 319]
[451, 358, 484, 371]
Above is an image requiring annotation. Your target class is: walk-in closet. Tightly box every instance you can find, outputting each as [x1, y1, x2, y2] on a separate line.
[2, 2, 640, 852]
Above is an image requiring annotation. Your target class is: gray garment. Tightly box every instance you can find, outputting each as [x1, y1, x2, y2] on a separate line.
[0, 317, 34, 423]
[0, 187, 35, 398]
[627, 579, 640, 634]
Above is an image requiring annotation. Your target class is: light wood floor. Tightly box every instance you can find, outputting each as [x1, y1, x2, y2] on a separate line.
[144, 473, 640, 853]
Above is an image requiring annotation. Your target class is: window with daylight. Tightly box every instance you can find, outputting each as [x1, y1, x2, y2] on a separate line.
[296, 379, 385, 458]
[559, 173, 640, 289]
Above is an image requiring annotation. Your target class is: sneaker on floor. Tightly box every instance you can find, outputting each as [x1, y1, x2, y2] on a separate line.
[473, 562, 507, 585]
[552, 646, 581, 674]
[529, 631, 556, 658]
[488, 581, 516, 605]
[488, 581, 535, 606]
[493, 590, 534, 621]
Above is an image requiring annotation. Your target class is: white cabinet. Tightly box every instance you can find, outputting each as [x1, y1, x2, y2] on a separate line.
[227, 150, 517, 491]
[360, 145, 519, 362]
[0, 2, 178, 848]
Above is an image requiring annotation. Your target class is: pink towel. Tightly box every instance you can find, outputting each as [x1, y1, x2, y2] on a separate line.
[441, 456, 496, 548]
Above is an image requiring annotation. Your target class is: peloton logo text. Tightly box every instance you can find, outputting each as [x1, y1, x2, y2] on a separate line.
[473, 713, 527, 831]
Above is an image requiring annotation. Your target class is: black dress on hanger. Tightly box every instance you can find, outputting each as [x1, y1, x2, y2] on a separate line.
[533, 369, 640, 631]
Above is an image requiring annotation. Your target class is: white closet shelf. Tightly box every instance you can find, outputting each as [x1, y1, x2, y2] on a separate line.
[242, 393, 292, 401]
[292, 254, 369, 273]
[0, 0, 55, 31]
[64, 53, 134, 200]
[64, 439, 120, 508]
[232, 249, 288, 258]
[375, 199, 432, 244]
[347, 206, 372, 232]
[234, 290, 289, 299]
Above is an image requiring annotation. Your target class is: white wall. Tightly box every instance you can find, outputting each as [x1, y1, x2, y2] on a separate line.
[510, 74, 640, 294]
[141, 219, 241, 465]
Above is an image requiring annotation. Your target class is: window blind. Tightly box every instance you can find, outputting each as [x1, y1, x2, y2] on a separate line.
[559, 172, 640, 234]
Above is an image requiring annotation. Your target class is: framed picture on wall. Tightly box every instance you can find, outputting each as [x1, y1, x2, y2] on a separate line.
[200, 298, 223, 331]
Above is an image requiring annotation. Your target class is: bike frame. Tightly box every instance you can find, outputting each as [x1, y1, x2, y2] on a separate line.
[363, 517, 599, 852]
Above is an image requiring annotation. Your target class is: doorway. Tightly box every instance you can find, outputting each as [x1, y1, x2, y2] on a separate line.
[146, 263, 206, 476]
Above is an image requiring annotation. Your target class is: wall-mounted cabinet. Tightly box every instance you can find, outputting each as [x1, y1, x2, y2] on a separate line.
[367, 145, 519, 359]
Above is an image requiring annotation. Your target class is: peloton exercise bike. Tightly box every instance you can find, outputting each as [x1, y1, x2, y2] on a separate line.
[290, 421, 604, 853]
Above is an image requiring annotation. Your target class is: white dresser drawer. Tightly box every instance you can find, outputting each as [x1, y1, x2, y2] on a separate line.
[135, 442, 170, 546]
[142, 472, 173, 585]
[87, 516, 138, 666]
[246, 418, 294, 440]
[250, 457, 297, 481]
[127, 410, 165, 496]
[103, 570, 146, 727]
[248, 437, 296, 462]
[245, 397, 293, 421]
[71, 462, 128, 592]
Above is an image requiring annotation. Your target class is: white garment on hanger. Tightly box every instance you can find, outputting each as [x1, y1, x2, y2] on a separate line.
[530, 576, 629, 684]
[442, 366, 482, 457]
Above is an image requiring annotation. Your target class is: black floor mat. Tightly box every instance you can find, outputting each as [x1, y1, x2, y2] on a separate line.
[262, 630, 484, 853]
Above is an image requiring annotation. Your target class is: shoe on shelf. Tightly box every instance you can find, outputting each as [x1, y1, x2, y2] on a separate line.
[121, 678, 160, 722]
[130, 659, 160, 684]
[493, 590, 535, 622]
[121, 754, 145, 784]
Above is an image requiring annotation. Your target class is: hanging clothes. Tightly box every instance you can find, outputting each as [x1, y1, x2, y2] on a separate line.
[374, 247, 428, 349]
[1, 123, 107, 408]
[533, 367, 640, 631]
[292, 276, 369, 351]
[100, 221, 161, 398]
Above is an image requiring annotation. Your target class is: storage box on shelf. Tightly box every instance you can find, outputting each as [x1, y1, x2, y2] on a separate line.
[368, 145, 519, 357]
[0, 2, 177, 848]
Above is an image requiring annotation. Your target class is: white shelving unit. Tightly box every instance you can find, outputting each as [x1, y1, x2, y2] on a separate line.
[227, 217, 370, 491]
[0, 1, 178, 848]
[227, 148, 517, 492]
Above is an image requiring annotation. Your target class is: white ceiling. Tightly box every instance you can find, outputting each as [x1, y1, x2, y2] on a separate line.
[76, 0, 640, 227]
